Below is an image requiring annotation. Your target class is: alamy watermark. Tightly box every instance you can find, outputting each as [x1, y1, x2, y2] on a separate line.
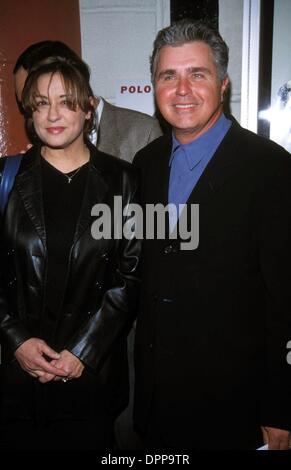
[91, 196, 199, 250]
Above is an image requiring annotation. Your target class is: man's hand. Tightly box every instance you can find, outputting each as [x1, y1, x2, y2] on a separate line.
[261, 426, 291, 450]
[14, 337, 67, 381]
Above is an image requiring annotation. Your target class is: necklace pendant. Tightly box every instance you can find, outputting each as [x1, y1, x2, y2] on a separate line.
[67, 177, 72, 183]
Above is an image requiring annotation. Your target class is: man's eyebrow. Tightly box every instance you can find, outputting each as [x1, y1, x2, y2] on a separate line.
[186, 66, 211, 75]
[157, 69, 176, 79]
[157, 66, 212, 79]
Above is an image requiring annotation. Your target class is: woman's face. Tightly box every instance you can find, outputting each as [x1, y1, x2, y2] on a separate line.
[32, 72, 91, 150]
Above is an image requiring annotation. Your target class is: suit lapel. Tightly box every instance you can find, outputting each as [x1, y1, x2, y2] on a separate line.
[97, 99, 120, 157]
[149, 134, 172, 207]
[187, 121, 243, 205]
[148, 123, 242, 208]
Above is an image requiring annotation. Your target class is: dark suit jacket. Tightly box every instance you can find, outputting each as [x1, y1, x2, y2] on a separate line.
[133, 118, 291, 449]
[97, 99, 163, 162]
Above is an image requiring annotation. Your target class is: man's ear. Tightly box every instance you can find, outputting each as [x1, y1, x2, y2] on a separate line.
[221, 75, 229, 101]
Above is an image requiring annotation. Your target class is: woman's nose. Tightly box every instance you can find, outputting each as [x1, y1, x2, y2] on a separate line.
[47, 103, 60, 120]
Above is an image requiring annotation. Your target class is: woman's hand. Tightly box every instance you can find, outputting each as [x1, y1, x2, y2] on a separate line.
[38, 349, 85, 384]
[51, 349, 85, 382]
[14, 337, 67, 380]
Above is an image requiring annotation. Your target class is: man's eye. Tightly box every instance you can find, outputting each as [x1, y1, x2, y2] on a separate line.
[192, 73, 204, 79]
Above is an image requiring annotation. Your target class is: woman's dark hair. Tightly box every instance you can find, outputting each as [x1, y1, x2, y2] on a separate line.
[22, 58, 96, 138]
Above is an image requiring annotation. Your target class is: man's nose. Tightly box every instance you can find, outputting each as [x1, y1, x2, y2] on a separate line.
[176, 76, 192, 96]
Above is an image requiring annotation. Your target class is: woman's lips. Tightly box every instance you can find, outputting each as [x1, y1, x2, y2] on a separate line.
[46, 127, 66, 134]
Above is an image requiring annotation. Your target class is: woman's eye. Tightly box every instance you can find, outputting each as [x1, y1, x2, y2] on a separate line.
[36, 100, 48, 107]
[60, 100, 73, 108]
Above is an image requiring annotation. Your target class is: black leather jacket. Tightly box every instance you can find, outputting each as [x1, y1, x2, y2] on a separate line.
[0, 143, 140, 378]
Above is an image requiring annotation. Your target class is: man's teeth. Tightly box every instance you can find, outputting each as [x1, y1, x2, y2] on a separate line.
[175, 104, 195, 108]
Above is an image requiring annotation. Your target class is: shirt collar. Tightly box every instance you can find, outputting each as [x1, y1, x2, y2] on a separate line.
[96, 97, 104, 128]
[89, 98, 105, 146]
[169, 114, 231, 170]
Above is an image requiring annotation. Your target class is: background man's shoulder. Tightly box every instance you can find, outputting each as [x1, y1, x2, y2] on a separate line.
[103, 100, 162, 135]
[108, 102, 157, 124]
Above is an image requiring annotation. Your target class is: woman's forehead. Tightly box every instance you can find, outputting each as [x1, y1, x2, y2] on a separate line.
[36, 72, 74, 96]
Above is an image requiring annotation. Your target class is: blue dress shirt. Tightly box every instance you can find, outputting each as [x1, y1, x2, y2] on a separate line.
[168, 114, 232, 231]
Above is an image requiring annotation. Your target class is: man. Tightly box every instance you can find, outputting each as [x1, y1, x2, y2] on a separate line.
[13, 40, 162, 162]
[133, 19, 291, 450]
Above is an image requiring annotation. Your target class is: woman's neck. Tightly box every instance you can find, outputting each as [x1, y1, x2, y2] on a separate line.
[41, 141, 90, 173]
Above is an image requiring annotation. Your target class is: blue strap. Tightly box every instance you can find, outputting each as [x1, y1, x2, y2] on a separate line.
[0, 154, 22, 215]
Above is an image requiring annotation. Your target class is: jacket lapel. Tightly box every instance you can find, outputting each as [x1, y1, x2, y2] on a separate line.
[149, 134, 172, 207]
[15, 145, 110, 250]
[73, 148, 109, 244]
[15, 147, 46, 249]
[187, 120, 244, 205]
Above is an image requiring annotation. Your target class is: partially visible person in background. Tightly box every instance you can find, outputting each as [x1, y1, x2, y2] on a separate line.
[269, 80, 291, 153]
[0, 57, 140, 450]
[13, 40, 163, 162]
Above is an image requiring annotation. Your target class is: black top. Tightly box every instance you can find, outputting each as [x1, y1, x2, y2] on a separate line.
[41, 158, 89, 343]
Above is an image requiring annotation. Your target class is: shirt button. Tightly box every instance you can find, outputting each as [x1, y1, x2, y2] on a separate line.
[163, 244, 173, 254]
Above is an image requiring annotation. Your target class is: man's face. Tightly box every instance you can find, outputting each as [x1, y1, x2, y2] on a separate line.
[154, 41, 229, 144]
[14, 66, 28, 103]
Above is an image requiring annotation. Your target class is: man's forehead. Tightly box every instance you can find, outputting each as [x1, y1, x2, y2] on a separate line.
[157, 42, 215, 69]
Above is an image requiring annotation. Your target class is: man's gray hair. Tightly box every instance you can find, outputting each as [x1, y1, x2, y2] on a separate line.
[151, 19, 229, 82]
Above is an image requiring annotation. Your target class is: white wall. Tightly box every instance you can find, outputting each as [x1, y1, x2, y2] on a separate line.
[79, 0, 170, 105]
[270, 0, 291, 151]
[271, 0, 291, 100]
[80, 0, 244, 120]
[219, 0, 244, 122]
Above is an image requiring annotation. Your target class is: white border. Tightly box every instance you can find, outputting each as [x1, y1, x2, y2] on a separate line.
[240, 0, 261, 132]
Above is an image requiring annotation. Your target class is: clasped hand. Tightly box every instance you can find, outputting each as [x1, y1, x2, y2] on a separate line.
[14, 337, 84, 383]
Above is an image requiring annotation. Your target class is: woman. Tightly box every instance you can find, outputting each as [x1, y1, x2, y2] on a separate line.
[0, 58, 140, 450]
